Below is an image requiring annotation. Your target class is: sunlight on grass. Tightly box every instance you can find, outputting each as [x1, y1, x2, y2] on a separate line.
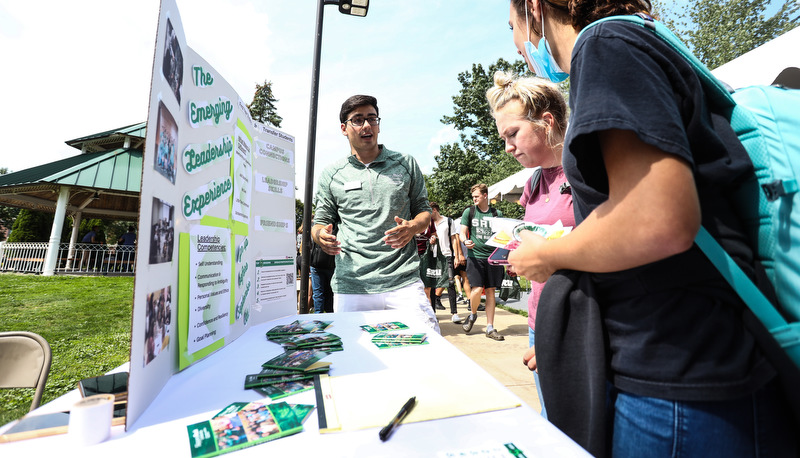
[0, 274, 133, 426]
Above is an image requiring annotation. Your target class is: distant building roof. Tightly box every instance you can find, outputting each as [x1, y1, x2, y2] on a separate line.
[0, 122, 146, 220]
[65, 121, 147, 153]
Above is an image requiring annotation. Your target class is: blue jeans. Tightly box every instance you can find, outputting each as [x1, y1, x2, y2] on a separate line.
[608, 379, 795, 457]
[528, 327, 547, 418]
[310, 266, 334, 313]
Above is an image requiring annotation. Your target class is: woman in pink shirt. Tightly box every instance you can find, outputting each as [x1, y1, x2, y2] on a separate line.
[486, 71, 573, 417]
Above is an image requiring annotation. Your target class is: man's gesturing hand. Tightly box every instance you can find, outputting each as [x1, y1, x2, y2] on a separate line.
[384, 216, 418, 249]
[317, 224, 341, 255]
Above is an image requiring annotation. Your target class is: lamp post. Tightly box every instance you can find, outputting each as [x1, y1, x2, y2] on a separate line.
[299, 0, 369, 314]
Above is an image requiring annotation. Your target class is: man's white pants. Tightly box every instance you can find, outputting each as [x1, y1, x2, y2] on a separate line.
[333, 279, 440, 333]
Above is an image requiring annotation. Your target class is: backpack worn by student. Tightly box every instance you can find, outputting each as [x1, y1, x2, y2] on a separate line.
[466, 205, 498, 233]
[585, 15, 800, 368]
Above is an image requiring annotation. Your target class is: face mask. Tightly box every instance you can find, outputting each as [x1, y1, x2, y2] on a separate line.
[523, 5, 568, 82]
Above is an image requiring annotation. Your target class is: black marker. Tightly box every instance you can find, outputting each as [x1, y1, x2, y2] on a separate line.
[379, 396, 416, 441]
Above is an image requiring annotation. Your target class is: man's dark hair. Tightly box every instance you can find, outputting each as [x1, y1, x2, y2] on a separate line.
[429, 202, 440, 211]
[339, 95, 379, 123]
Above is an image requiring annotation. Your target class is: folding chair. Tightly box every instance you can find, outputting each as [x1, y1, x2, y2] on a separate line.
[0, 331, 52, 411]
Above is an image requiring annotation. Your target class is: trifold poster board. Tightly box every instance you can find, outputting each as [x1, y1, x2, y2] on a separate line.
[127, 0, 297, 429]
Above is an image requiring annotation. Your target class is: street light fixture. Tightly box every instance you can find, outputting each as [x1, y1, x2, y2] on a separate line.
[338, 0, 369, 16]
[299, 0, 369, 314]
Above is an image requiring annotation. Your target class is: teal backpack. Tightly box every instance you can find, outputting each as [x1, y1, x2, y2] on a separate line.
[584, 15, 800, 368]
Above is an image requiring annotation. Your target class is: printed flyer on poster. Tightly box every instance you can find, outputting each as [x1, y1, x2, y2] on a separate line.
[232, 122, 253, 224]
[255, 257, 295, 305]
[188, 225, 232, 354]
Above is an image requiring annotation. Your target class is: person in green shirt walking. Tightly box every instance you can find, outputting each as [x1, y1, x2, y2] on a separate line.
[460, 183, 505, 340]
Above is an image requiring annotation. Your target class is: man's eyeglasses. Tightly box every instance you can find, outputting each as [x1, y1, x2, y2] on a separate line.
[345, 116, 381, 127]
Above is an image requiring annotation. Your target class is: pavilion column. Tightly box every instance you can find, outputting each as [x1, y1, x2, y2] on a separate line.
[43, 186, 70, 276]
[65, 211, 82, 269]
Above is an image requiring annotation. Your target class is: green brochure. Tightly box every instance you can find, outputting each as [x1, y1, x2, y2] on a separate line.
[186, 401, 302, 458]
[359, 322, 409, 333]
[261, 349, 332, 372]
[254, 379, 316, 400]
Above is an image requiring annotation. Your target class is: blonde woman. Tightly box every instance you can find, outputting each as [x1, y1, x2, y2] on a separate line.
[486, 71, 573, 418]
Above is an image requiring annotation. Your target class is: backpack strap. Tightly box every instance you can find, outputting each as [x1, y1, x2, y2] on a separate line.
[529, 166, 543, 196]
[446, 217, 453, 252]
[695, 227, 800, 364]
[468, 205, 476, 238]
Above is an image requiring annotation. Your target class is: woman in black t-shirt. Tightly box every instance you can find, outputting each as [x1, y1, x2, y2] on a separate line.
[505, 1, 797, 457]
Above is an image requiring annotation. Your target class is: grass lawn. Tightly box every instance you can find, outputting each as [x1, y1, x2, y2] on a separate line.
[0, 273, 133, 426]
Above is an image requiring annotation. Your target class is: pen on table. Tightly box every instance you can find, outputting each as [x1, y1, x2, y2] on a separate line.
[379, 396, 416, 442]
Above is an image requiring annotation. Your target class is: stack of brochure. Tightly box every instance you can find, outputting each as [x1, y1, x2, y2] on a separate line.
[246, 348, 333, 399]
[278, 332, 343, 353]
[186, 401, 313, 458]
[266, 319, 333, 339]
[360, 322, 428, 349]
[370, 332, 429, 349]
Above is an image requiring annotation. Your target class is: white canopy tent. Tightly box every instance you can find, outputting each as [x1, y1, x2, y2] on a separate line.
[487, 168, 536, 203]
[711, 26, 800, 89]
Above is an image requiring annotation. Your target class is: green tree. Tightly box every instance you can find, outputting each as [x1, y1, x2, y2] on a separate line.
[429, 58, 530, 219]
[247, 80, 283, 127]
[105, 220, 134, 245]
[0, 168, 20, 241]
[655, 0, 799, 70]
[7, 209, 54, 242]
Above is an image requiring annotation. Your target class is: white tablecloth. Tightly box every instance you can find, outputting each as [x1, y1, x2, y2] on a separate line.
[1, 310, 589, 457]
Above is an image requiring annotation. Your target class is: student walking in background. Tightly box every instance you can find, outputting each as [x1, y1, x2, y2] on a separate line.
[460, 184, 505, 341]
[417, 218, 441, 312]
[504, 0, 797, 456]
[486, 70, 573, 417]
[428, 202, 465, 324]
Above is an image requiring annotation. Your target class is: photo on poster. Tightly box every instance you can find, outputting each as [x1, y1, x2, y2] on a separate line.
[150, 197, 175, 264]
[162, 18, 183, 104]
[144, 285, 172, 366]
[155, 100, 178, 184]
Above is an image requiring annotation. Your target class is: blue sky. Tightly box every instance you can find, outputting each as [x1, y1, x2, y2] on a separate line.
[0, 0, 521, 200]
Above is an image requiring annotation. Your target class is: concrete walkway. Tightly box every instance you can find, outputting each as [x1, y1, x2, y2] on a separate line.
[433, 294, 542, 413]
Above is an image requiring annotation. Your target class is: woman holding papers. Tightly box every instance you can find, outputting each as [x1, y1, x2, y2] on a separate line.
[501, 0, 797, 456]
[486, 72, 573, 419]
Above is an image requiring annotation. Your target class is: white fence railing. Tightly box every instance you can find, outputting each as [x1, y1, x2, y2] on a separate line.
[0, 242, 136, 275]
[0, 242, 47, 273]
